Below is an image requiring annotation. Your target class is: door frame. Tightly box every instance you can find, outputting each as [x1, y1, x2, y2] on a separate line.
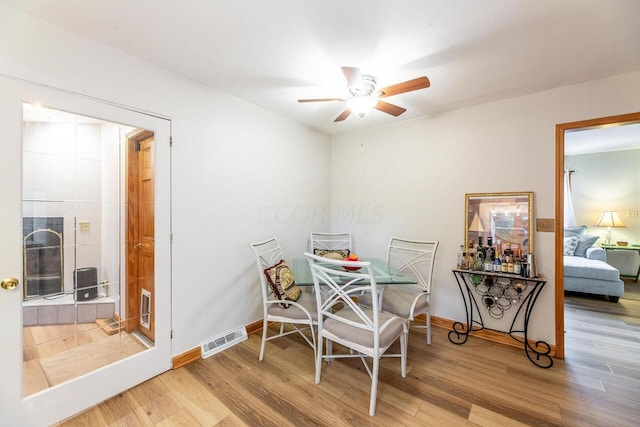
[554, 111, 640, 360]
[0, 74, 172, 425]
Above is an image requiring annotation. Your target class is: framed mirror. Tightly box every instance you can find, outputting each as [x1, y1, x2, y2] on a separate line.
[21, 104, 157, 397]
[465, 192, 534, 255]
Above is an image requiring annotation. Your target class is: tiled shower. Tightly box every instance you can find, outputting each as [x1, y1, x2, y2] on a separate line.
[22, 104, 134, 326]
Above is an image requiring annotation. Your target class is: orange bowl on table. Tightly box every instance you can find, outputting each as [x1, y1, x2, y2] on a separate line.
[343, 255, 361, 271]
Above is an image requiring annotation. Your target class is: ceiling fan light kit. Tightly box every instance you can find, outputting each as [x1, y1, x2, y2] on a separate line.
[348, 95, 379, 118]
[298, 66, 430, 123]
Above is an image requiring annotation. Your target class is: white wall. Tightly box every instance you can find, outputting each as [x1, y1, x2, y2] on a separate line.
[567, 149, 640, 243]
[331, 71, 640, 343]
[1, 5, 331, 356]
[567, 148, 640, 276]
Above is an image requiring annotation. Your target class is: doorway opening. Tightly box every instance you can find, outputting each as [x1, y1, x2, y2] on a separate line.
[555, 111, 640, 359]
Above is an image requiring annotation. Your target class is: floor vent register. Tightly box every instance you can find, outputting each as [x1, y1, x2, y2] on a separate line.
[201, 327, 248, 359]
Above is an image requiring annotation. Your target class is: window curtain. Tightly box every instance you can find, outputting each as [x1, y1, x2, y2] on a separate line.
[564, 170, 577, 228]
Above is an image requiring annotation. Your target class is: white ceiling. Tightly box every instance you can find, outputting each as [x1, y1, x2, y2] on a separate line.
[565, 122, 640, 156]
[3, 0, 640, 136]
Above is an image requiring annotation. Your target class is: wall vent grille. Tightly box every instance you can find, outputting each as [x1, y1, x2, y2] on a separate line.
[201, 327, 248, 359]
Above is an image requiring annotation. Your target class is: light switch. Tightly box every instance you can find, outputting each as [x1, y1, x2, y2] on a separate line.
[627, 211, 638, 219]
[79, 221, 90, 231]
[536, 218, 555, 232]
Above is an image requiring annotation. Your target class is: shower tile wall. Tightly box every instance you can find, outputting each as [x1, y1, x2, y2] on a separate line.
[22, 120, 123, 298]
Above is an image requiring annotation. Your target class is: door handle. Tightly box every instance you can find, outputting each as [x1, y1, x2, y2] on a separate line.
[134, 242, 143, 249]
[1, 277, 19, 291]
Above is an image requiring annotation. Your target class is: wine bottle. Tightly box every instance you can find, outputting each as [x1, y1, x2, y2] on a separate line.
[505, 241, 513, 257]
[514, 255, 522, 275]
[492, 248, 502, 272]
[484, 248, 493, 271]
[475, 252, 484, 271]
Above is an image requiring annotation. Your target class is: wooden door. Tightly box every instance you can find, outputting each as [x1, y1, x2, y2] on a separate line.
[139, 135, 155, 341]
[126, 130, 155, 341]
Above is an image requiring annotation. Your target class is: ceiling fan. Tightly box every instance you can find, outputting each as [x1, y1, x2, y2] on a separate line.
[298, 66, 430, 122]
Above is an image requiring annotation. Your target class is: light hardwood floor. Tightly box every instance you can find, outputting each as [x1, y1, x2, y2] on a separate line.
[57, 298, 640, 426]
[23, 323, 147, 396]
[564, 292, 640, 397]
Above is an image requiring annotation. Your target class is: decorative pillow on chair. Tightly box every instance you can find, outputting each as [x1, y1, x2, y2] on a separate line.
[573, 235, 599, 257]
[563, 236, 580, 256]
[313, 248, 350, 260]
[264, 260, 301, 308]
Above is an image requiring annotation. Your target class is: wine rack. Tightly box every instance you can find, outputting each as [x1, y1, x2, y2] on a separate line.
[449, 268, 553, 368]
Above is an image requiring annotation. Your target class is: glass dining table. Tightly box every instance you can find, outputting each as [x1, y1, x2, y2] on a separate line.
[291, 257, 418, 287]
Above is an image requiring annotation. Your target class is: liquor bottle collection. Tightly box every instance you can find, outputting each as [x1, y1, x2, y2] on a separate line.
[456, 236, 535, 277]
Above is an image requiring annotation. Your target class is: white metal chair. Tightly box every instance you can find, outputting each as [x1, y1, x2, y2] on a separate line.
[376, 238, 439, 346]
[250, 238, 317, 362]
[305, 252, 406, 416]
[309, 232, 352, 258]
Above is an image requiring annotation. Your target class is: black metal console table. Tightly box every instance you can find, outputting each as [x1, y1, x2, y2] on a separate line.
[449, 268, 553, 368]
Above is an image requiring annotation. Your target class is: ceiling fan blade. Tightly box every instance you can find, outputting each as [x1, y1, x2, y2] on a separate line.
[378, 76, 430, 98]
[334, 108, 352, 122]
[341, 66, 362, 87]
[298, 98, 342, 103]
[375, 100, 407, 117]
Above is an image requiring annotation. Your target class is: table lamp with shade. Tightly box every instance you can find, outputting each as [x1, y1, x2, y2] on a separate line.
[595, 210, 625, 245]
